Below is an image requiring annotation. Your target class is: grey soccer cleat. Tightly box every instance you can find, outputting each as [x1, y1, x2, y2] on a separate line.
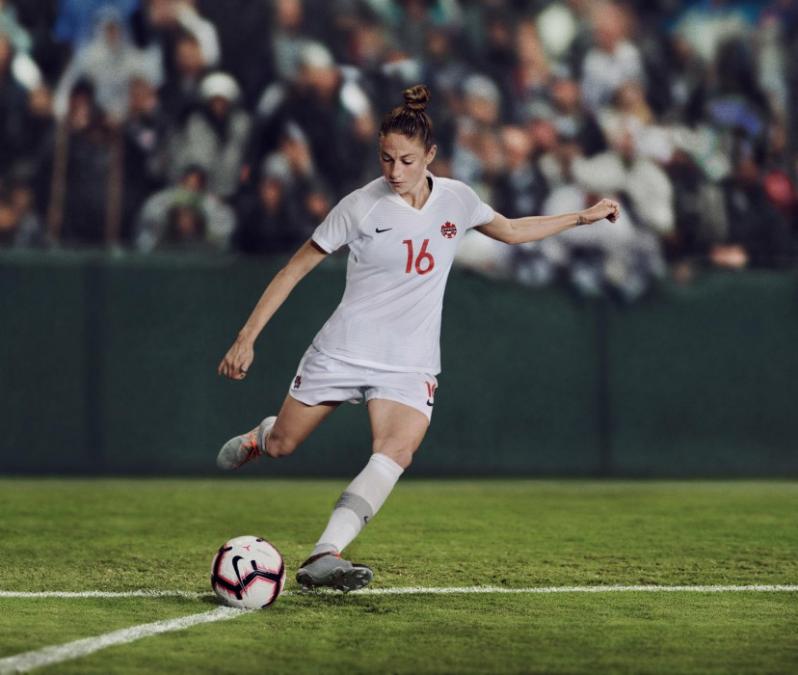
[296, 552, 373, 592]
[216, 416, 276, 470]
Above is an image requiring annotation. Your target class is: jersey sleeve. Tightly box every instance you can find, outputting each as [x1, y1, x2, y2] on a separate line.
[461, 183, 495, 229]
[311, 192, 361, 253]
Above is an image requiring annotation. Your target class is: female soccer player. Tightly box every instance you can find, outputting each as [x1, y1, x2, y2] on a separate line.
[217, 85, 619, 592]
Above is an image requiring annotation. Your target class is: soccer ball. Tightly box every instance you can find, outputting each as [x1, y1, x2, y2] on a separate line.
[210, 535, 286, 609]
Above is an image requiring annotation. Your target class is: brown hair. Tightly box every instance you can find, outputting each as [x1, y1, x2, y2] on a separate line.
[379, 84, 434, 151]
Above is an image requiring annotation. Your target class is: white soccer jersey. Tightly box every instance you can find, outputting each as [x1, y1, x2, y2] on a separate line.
[311, 173, 494, 374]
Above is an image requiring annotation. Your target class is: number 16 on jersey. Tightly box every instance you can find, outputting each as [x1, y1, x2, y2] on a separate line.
[402, 239, 435, 275]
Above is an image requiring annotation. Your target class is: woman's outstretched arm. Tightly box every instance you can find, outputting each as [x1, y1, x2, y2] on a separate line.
[477, 198, 620, 245]
[218, 240, 328, 380]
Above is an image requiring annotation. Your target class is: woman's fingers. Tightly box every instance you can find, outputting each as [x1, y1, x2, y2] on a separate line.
[217, 343, 254, 380]
[601, 199, 620, 222]
[218, 349, 240, 379]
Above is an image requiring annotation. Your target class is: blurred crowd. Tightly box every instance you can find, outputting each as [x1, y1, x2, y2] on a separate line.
[1, 0, 797, 298]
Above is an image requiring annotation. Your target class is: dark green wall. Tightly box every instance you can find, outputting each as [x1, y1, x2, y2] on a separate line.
[1, 251, 796, 476]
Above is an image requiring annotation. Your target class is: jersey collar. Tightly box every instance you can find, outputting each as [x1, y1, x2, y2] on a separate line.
[384, 171, 438, 213]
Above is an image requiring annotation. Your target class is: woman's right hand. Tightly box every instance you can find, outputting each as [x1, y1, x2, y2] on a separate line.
[580, 199, 621, 224]
[218, 336, 255, 380]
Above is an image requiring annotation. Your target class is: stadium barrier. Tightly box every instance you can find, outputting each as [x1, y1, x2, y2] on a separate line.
[1, 251, 797, 477]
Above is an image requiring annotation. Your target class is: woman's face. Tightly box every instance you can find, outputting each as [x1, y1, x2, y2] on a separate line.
[379, 132, 436, 196]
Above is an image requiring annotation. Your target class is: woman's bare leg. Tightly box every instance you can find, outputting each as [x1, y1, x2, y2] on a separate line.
[296, 399, 429, 590]
[265, 395, 340, 458]
[216, 394, 338, 469]
[366, 398, 429, 468]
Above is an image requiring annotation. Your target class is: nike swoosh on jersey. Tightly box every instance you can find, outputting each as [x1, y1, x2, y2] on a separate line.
[375, 227, 393, 233]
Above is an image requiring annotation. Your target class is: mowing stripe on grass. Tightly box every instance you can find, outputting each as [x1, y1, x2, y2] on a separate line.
[2, 585, 798, 600]
[0, 607, 246, 675]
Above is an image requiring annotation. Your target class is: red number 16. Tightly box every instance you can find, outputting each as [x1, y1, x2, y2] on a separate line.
[402, 239, 435, 275]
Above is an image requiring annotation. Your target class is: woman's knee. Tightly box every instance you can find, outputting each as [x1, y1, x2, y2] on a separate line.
[265, 429, 297, 458]
[372, 439, 418, 470]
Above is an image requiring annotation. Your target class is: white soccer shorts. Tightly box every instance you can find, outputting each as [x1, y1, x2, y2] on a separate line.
[288, 345, 438, 421]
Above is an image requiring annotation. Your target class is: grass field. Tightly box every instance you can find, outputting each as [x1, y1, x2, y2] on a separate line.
[0, 479, 796, 674]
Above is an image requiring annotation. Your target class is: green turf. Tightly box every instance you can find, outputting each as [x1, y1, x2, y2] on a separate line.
[0, 479, 796, 674]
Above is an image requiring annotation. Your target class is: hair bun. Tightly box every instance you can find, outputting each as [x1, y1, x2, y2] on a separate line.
[403, 84, 430, 112]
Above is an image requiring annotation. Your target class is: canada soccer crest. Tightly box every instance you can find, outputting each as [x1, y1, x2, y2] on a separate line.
[441, 221, 457, 239]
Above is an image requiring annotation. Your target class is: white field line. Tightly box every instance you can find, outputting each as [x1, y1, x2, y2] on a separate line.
[1, 584, 798, 600]
[0, 607, 246, 675]
[1, 586, 796, 673]
[349, 584, 798, 595]
[0, 590, 208, 599]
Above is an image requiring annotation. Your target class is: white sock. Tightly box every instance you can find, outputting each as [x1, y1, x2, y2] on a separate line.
[312, 453, 404, 556]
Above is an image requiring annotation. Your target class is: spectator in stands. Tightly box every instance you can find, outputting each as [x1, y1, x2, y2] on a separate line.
[658, 34, 707, 125]
[664, 139, 727, 265]
[122, 74, 170, 241]
[167, 71, 250, 199]
[534, 0, 584, 65]
[762, 122, 797, 226]
[52, 0, 139, 50]
[146, 0, 219, 69]
[0, 178, 47, 247]
[193, 0, 273, 106]
[235, 119, 331, 254]
[157, 29, 206, 123]
[0, 4, 43, 89]
[0, 0, 794, 275]
[142, 0, 220, 124]
[716, 154, 794, 268]
[508, 118, 667, 300]
[377, 0, 463, 61]
[549, 71, 606, 157]
[419, 24, 467, 120]
[673, 0, 758, 64]
[703, 37, 772, 158]
[271, 0, 313, 82]
[135, 164, 234, 251]
[0, 0, 43, 89]
[507, 19, 554, 124]
[0, 31, 29, 177]
[158, 201, 209, 250]
[492, 125, 548, 220]
[251, 41, 375, 195]
[235, 153, 298, 255]
[580, 2, 644, 112]
[12, 83, 54, 187]
[474, 7, 516, 92]
[0, 0, 31, 51]
[598, 80, 674, 165]
[41, 80, 114, 245]
[451, 73, 504, 194]
[6, 1, 60, 81]
[278, 121, 334, 236]
[53, 7, 162, 122]
[572, 126, 675, 239]
[527, 104, 564, 190]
